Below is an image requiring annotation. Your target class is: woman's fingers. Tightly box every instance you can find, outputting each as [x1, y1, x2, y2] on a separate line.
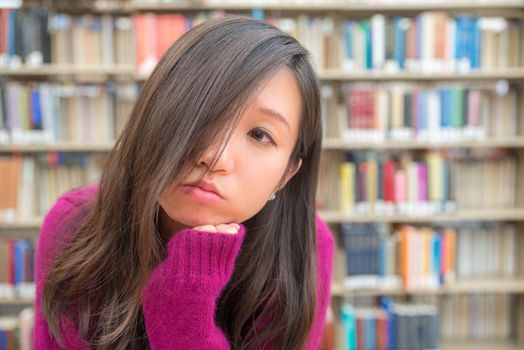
[193, 224, 217, 232]
[215, 224, 238, 234]
[193, 223, 239, 234]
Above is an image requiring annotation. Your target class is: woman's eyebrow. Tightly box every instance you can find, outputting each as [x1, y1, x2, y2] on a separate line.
[256, 106, 291, 132]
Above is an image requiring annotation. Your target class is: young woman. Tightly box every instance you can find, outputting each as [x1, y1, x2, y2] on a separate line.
[35, 15, 334, 349]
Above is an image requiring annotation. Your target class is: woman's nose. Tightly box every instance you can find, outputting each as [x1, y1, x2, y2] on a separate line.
[197, 137, 234, 174]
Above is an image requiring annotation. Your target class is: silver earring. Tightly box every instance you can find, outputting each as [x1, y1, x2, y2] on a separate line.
[269, 193, 276, 201]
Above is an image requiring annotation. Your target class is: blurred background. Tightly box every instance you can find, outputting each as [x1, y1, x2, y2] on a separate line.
[0, 0, 523, 349]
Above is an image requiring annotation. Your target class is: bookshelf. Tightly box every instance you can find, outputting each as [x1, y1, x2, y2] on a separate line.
[0, 0, 524, 349]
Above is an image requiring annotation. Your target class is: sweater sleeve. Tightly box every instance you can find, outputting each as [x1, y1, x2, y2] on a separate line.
[141, 224, 247, 349]
[34, 197, 92, 350]
[304, 215, 335, 350]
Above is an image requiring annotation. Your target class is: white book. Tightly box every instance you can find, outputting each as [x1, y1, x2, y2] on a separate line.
[371, 14, 385, 70]
[101, 15, 114, 66]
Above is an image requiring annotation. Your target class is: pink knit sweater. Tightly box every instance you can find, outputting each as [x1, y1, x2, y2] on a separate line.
[34, 183, 335, 349]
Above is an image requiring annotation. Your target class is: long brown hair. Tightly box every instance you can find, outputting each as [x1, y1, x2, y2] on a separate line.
[42, 15, 322, 349]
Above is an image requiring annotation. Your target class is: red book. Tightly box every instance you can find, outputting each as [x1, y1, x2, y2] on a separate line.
[0, 9, 9, 55]
[365, 89, 375, 129]
[383, 159, 396, 203]
[134, 13, 158, 74]
[7, 239, 14, 284]
[157, 14, 187, 61]
[376, 313, 388, 350]
[356, 316, 365, 350]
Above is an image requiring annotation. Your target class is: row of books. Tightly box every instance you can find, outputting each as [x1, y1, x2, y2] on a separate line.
[440, 294, 512, 340]
[340, 298, 439, 350]
[3, 9, 524, 76]
[341, 222, 519, 290]
[329, 82, 522, 142]
[338, 149, 516, 215]
[136, 12, 524, 74]
[448, 224, 517, 279]
[339, 294, 514, 350]
[0, 308, 33, 350]
[0, 239, 34, 300]
[0, 81, 137, 144]
[0, 154, 105, 221]
[4, 79, 521, 146]
[0, 9, 134, 68]
[341, 14, 523, 73]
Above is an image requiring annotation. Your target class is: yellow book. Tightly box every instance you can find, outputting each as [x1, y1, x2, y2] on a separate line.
[427, 151, 443, 203]
[339, 162, 355, 214]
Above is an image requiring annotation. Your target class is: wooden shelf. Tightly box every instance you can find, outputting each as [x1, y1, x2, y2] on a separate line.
[442, 341, 523, 350]
[2, 137, 524, 153]
[319, 208, 524, 223]
[83, 1, 524, 15]
[2, 65, 524, 82]
[323, 137, 524, 150]
[0, 298, 34, 305]
[331, 279, 524, 296]
[320, 68, 524, 81]
[2, 208, 523, 230]
[334, 339, 521, 350]
[0, 142, 114, 153]
[0, 218, 43, 230]
[0, 65, 135, 78]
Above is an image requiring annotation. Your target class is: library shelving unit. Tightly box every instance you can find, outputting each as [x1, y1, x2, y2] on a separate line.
[1, 0, 524, 349]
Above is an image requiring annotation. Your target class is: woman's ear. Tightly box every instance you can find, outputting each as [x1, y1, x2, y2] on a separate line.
[282, 158, 302, 188]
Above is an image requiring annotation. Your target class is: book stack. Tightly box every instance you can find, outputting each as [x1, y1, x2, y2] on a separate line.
[0, 81, 138, 145]
[340, 298, 440, 350]
[0, 238, 34, 300]
[339, 82, 520, 143]
[341, 222, 520, 291]
[0, 307, 34, 350]
[0, 154, 105, 221]
[338, 149, 516, 216]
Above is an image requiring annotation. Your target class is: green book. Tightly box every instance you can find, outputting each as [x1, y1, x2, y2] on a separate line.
[341, 304, 357, 350]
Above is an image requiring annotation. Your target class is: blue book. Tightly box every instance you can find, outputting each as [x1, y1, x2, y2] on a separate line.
[359, 20, 372, 70]
[433, 234, 441, 286]
[415, 15, 422, 61]
[7, 10, 16, 62]
[470, 17, 480, 69]
[14, 240, 23, 284]
[251, 8, 264, 20]
[438, 89, 445, 127]
[455, 15, 476, 66]
[393, 17, 406, 69]
[445, 89, 452, 128]
[31, 89, 42, 129]
[365, 314, 375, 350]
[0, 329, 6, 350]
[439, 89, 449, 128]
[454, 17, 463, 60]
[343, 20, 354, 63]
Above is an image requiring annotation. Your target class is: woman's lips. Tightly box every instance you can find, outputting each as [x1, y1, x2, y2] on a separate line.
[180, 184, 223, 202]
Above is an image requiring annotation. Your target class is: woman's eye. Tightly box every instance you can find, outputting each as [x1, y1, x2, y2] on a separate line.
[250, 128, 275, 145]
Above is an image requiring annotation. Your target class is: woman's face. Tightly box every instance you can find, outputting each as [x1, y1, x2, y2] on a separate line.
[158, 67, 303, 235]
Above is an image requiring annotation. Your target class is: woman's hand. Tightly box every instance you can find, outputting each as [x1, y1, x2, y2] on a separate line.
[193, 223, 240, 234]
